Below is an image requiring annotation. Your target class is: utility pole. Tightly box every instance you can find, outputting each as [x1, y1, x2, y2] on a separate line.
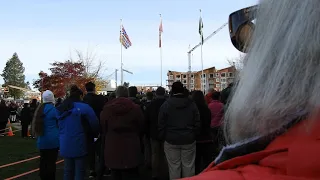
[115, 69, 118, 87]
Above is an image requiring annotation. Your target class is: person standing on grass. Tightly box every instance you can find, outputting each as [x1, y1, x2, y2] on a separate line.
[144, 87, 167, 180]
[0, 100, 10, 136]
[33, 90, 59, 180]
[20, 103, 32, 138]
[100, 86, 145, 180]
[158, 82, 201, 179]
[191, 91, 212, 174]
[30, 99, 38, 139]
[83, 81, 107, 179]
[9, 102, 18, 123]
[56, 85, 99, 180]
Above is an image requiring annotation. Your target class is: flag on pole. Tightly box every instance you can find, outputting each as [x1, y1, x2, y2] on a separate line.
[120, 25, 132, 49]
[159, 17, 163, 48]
[199, 15, 204, 44]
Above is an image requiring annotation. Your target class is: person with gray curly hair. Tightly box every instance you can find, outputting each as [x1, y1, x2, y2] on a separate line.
[186, 1, 320, 179]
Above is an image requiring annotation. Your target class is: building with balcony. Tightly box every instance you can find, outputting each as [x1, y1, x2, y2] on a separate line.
[167, 65, 236, 92]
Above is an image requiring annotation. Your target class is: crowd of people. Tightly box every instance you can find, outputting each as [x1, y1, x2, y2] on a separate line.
[1, 80, 230, 180]
[1, 1, 320, 180]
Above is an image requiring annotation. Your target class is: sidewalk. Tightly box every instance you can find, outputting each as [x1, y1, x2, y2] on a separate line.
[9, 122, 21, 130]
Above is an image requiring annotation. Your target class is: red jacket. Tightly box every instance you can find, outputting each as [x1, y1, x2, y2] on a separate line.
[208, 100, 224, 128]
[205, 93, 212, 104]
[183, 113, 320, 180]
[100, 97, 145, 169]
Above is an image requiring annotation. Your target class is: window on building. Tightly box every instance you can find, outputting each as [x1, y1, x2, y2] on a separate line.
[229, 72, 233, 77]
[221, 78, 226, 83]
[216, 78, 220, 82]
[190, 79, 194, 84]
[169, 75, 173, 79]
[209, 73, 214, 78]
[190, 85, 194, 89]
[209, 80, 214, 84]
[191, 74, 194, 78]
[183, 80, 187, 84]
[216, 73, 219, 77]
[176, 75, 180, 79]
[183, 74, 187, 78]
[216, 84, 220, 88]
[221, 73, 226, 77]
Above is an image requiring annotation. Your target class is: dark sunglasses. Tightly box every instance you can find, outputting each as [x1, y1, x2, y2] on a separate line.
[229, 5, 258, 53]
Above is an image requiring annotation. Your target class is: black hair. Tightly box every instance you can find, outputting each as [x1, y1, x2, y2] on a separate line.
[146, 92, 154, 100]
[155, 87, 165, 96]
[212, 91, 221, 100]
[128, 86, 138, 97]
[85, 82, 96, 92]
[171, 81, 184, 94]
[192, 90, 206, 107]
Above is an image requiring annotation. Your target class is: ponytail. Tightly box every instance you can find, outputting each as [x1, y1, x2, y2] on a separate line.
[33, 103, 45, 137]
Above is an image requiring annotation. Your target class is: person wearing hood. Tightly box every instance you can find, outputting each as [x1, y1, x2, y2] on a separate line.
[158, 81, 201, 179]
[100, 86, 144, 180]
[32, 90, 59, 180]
[56, 85, 99, 180]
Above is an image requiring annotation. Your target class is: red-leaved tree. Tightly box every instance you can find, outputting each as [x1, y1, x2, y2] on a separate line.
[33, 60, 93, 97]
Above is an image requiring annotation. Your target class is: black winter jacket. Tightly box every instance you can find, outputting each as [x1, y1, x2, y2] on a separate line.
[158, 95, 201, 145]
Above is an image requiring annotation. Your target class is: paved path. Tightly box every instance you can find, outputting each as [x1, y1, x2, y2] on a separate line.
[10, 122, 21, 130]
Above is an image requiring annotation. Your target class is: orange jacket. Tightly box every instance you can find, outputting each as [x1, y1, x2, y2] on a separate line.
[184, 114, 320, 180]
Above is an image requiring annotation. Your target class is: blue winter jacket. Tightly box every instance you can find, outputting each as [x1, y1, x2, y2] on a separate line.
[56, 99, 99, 158]
[37, 103, 59, 150]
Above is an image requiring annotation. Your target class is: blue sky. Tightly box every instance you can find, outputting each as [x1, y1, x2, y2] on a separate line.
[0, 0, 257, 87]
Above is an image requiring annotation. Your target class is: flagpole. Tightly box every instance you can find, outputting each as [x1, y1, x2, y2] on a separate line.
[200, 9, 204, 93]
[159, 14, 163, 87]
[120, 19, 123, 85]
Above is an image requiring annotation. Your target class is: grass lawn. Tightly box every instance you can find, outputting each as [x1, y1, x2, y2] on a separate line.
[0, 128, 64, 180]
[0, 127, 156, 180]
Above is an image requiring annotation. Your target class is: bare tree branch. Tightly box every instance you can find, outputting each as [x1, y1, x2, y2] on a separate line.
[227, 53, 245, 71]
[72, 47, 107, 79]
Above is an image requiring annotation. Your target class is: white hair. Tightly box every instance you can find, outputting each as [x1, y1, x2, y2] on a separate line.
[224, 0, 320, 144]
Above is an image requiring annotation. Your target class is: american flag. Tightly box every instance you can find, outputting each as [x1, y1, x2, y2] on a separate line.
[120, 26, 132, 49]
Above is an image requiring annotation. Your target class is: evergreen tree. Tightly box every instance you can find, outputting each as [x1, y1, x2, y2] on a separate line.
[1, 53, 26, 99]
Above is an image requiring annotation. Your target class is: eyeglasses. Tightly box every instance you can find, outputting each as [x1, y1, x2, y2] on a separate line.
[229, 5, 257, 53]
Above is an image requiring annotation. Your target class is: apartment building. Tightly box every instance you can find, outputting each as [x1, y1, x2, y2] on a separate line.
[167, 65, 236, 92]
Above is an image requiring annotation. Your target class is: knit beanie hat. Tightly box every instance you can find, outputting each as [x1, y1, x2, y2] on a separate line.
[42, 90, 55, 103]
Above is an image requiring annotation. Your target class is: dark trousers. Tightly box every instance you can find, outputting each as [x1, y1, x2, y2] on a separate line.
[111, 167, 139, 180]
[195, 142, 214, 174]
[150, 138, 162, 178]
[211, 127, 225, 155]
[0, 122, 7, 135]
[144, 135, 151, 168]
[39, 148, 59, 180]
[87, 137, 96, 172]
[21, 124, 29, 137]
[96, 135, 110, 180]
